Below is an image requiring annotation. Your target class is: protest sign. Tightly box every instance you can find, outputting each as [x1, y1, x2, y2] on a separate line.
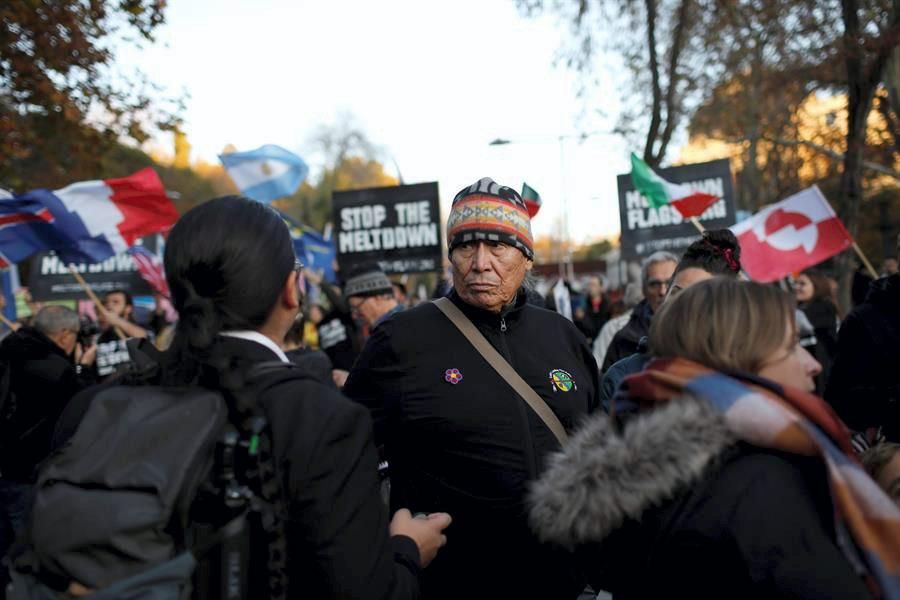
[332, 182, 442, 274]
[27, 237, 159, 301]
[617, 159, 737, 260]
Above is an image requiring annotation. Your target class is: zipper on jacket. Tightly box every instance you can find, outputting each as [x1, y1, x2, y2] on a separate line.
[500, 316, 507, 332]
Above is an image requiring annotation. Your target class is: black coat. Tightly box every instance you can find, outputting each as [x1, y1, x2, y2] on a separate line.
[800, 298, 839, 394]
[0, 327, 95, 482]
[343, 290, 599, 599]
[530, 398, 871, 599]
[577, 294, 612, 344]
[826, 274, 900, 441]
[53, 337, 421, 599]
[601, 300, 653, 372]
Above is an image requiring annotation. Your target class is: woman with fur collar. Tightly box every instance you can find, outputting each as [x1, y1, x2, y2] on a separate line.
[530, 278, 900, 599]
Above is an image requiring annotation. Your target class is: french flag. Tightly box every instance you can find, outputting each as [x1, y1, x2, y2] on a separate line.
[0, 168, 178, 268]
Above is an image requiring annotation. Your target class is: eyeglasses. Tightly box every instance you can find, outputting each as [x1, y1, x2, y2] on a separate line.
[646, 279, 670, 290]
[294, 259, 306, 298]
[349, 296, 371, 316]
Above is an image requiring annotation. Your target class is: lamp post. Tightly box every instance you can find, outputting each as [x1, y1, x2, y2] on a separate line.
[489, 132, 612, 278]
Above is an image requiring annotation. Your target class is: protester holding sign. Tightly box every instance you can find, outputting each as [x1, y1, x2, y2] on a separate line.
[93, 290, 148, 379]
[345, 177, 599, 600]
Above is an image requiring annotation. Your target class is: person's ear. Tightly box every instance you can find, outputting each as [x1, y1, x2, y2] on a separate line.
[282, 272, 301, 310]
[525, 259, 534, 272]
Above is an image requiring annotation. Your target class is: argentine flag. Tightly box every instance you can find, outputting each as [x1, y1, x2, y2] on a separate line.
[219, 144, 309, 203]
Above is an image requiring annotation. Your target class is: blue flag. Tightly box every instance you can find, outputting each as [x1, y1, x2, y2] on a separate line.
[279, 212, 337, 282]
[219, 144, 309, 203]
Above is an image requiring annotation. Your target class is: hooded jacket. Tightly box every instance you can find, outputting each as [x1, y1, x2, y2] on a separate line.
[826, 274, 900, 441]
[529, 396, 871, 599]
[344, 289, 600, 599]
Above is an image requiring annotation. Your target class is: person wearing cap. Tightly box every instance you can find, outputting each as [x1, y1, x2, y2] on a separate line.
[344, 263, 404, 329]
[344, 177, 599, 600]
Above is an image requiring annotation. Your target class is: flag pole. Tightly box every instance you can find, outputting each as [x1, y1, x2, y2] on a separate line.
[0, 313, 18, 332]
[851, 242, 879, 279]
[67, 264, 127, 341]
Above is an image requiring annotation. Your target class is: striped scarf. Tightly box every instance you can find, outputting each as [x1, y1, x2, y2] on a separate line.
[621, 358, 900, 599]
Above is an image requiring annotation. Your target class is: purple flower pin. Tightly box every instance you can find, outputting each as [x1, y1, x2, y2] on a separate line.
[444, 368, 463, 385]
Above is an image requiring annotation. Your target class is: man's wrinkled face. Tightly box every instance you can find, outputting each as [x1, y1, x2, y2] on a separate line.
[643, 260, 676, 313]
[450, 241, 532, 313]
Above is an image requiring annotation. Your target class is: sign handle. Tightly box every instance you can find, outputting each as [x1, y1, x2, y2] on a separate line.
[67, 264, 127, 341]
[0, 312, 18, 332]
[851, 242, 880, 280]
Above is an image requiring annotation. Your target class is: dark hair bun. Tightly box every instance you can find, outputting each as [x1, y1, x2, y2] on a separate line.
[678, 228, 742, 276]
[702, 229, 741, 262]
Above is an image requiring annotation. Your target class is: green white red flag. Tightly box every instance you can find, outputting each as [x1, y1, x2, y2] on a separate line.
[629, 153, 719, 219]
[521, 182, 542, 218]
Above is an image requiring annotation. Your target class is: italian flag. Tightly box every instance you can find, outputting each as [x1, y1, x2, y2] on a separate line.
[521, 182, 542, 218]
[630, 153, 719, 219]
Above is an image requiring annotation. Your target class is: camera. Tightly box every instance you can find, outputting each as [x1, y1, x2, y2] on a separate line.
[77, 319, 100, 347]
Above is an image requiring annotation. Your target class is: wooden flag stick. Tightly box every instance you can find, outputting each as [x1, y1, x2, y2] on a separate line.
[67, 264, 127, 341]
[0, 312, 18, 332]
[689, 216, 706, 234]
[852, 242, 880, 279]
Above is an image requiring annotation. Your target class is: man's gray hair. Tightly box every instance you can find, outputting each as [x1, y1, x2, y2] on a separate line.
[33, 305, 79, 335]
[640, 251, 679, 285]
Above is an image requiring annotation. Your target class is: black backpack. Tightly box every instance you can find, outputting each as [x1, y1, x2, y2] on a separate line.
[8, 359, 305, 600]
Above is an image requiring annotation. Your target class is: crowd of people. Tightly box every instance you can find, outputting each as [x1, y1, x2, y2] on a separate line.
[0, 177, 898, 599]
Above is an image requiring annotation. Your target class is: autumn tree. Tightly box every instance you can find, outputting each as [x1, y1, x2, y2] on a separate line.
[0, 0, 178, 190]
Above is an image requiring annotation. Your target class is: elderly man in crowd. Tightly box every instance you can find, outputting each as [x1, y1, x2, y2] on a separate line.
[601, 250, 677, 371]
[344, 177, 599, 599]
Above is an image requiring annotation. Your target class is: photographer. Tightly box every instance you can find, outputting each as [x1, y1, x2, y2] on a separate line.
[0, 305, 97, 584]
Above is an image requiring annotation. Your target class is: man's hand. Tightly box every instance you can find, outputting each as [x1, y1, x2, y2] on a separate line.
[389, 508, 452, 568]
[75, 342, 97, 367]
[98, 305, 147, 339]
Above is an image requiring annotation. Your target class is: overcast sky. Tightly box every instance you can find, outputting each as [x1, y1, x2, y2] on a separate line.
[118, 0, 635, 243]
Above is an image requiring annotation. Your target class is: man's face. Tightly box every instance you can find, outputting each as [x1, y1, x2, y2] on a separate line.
[884, 258, 898, 275]
[643, 260, 676, 313]
[103, 292, 131, 319]
[450, 241, 532, 313]
[349, 295, 387, 326]
[587, 277, 603, 297]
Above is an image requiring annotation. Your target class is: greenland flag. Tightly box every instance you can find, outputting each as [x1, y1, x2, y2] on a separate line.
[0, 168, 178, 267]
[731, 186, 853, 282]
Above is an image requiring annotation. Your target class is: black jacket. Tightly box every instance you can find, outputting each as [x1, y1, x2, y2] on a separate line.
[577, 294, 612, 344]
[602, 300, 653, 372]
[52, 337, 422, 599]
[826, 274, 900, 441]
[530, 397, 871, 599]
[800, 299, 839, 394]
[0, 327, 95, 482]
[317, 281, 362, 371]
[343, 290, 599, 599]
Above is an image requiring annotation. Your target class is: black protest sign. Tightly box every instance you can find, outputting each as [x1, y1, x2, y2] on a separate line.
[332, 182, 442, 275]
[27, 237, 158, 301]
[617, 159, 736, 260]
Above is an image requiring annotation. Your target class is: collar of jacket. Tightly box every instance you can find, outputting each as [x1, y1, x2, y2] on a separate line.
[528, 394, 734, 549]
[448, 287, 528, 330]
[0, 326, 71, 363]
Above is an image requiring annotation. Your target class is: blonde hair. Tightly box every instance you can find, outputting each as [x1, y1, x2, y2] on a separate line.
[649, 278, 795, 374]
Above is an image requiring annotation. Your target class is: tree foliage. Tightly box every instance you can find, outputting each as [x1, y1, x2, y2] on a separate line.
[0, 0, 178, 190]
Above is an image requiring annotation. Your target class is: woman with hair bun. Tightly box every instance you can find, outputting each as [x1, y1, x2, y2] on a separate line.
[599, 229, 742, 409]
[531, 278, 900, 599]
[50, 196, 450, 599]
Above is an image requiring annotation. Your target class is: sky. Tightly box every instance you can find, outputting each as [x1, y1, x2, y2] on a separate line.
[116, 0, 634, 243]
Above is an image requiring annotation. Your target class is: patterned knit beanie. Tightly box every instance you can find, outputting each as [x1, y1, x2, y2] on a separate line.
[446, 177, 534, 260]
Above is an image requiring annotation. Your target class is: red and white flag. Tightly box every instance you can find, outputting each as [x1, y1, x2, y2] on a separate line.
[731, 186, 853, 282]
[128, 245, 170, 298]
